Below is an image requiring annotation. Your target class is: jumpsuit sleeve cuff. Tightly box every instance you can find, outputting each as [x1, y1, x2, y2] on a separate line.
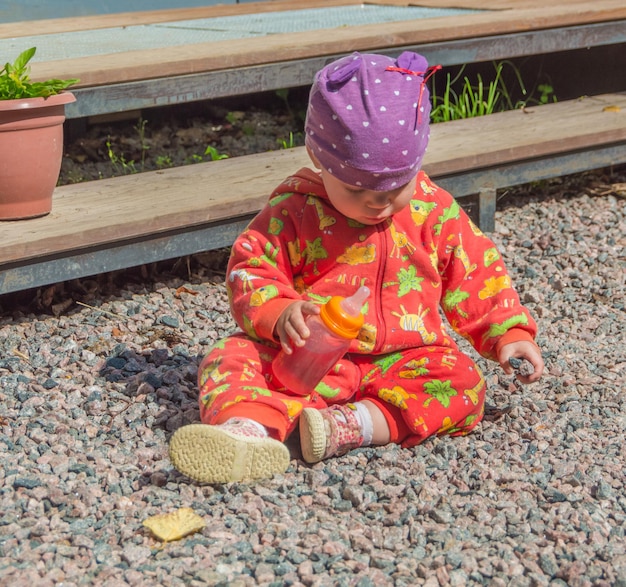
[494, 328, 537, 356]
[254, 298, 299, 342]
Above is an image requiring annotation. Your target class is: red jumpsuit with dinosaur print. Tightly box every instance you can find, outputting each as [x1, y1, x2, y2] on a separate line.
[197, 167, 538, 447]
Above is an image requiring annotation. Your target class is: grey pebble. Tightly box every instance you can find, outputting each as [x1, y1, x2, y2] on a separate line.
[160, 315, 180, 328]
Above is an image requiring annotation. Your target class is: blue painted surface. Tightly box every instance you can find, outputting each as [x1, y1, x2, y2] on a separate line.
[0, 5, 482, 62]
[0, 0, 261, 23]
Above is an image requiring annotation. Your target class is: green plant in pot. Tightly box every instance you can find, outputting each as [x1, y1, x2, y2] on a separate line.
[0, 47, 78, 220]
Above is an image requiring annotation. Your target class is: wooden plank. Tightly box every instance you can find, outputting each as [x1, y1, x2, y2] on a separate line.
[27, 0, 626, 88]
[4, 143, 624, 294]
[0, 0, 540, 38]
[2, 0, 602, 38]
[425, 93, 626, 176]
[0, 0, 365, 38]
[1, 93, 625, 266]
[63, 20, 626, 119]
[0, 147, 308, 264]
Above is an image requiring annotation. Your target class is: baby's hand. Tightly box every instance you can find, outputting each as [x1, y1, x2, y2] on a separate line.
[498, 340, 544, 384]
[275, 301, 320, 354]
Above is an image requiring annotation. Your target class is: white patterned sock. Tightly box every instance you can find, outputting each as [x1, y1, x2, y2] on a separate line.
[354, 402, 373, 446]
[221, 417, 268, 438]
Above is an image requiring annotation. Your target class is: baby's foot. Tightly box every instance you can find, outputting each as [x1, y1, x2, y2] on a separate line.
[169, 418, 290, 484]
[299, 404, 364, 463]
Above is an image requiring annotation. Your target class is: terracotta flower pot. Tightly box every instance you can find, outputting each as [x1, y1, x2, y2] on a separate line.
[0, 92, 75, 220]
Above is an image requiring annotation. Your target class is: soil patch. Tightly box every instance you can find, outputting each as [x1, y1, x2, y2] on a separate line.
[60, 91, 309, 185]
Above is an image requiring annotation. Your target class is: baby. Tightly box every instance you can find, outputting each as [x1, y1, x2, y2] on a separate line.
[168, 51, 544, 484]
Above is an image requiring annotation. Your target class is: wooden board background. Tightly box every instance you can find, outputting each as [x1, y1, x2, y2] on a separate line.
[2, 0, 624, 88]
[2, 92, 625, 265]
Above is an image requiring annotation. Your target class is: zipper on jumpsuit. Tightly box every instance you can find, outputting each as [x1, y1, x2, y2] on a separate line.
[372, 221, 388, 354]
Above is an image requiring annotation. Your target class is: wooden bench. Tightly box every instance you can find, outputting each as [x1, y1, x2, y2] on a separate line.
[1, 0, 624, 119]
[1, 92, 625, 296]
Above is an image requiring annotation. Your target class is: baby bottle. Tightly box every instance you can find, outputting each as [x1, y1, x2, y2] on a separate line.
[272, 286, 369, 396]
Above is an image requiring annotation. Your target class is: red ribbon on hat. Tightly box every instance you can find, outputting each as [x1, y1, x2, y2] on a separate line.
[385, 64, 442, 125]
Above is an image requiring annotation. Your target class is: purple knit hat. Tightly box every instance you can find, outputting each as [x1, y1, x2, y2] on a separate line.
[305, 51, 435, 191]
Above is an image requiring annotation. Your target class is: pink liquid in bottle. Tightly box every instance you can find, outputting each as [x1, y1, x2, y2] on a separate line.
[272, 286, 369, 395]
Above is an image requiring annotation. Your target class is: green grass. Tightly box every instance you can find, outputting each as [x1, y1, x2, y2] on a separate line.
[430, 61, 556, 123]
[277, 131, 302, 150]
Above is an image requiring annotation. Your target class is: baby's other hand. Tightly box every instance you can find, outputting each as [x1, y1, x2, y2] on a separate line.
[498, 340, 544, 384]
[275, 301, 320, 354]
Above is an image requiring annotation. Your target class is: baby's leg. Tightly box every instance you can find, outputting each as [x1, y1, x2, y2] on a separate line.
[196, 332, 322, 439]
[170, 333, 298, 483]
[356, 346, 486, 448]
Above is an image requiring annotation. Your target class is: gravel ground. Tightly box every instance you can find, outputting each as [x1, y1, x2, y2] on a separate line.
[0, 170, 625, 587]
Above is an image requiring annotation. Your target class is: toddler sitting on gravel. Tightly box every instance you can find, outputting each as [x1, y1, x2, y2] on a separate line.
[168, 50, 544, 484]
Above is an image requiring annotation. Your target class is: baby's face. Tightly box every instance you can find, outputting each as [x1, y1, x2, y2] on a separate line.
[320, 168, 416, 225]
